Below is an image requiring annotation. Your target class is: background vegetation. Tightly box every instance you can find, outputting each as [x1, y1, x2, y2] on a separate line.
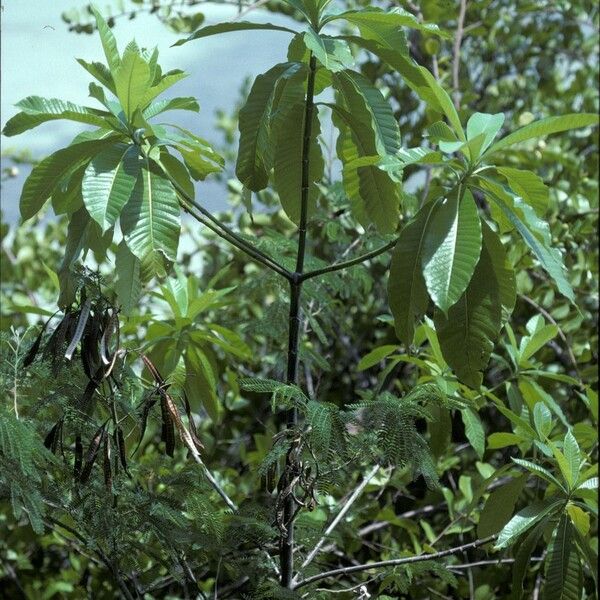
[1, 1, 598, 599]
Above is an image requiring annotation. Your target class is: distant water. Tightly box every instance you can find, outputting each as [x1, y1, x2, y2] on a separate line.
[0, 0, 300, 223]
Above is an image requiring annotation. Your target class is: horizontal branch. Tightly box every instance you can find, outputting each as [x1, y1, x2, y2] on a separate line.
[300, 239, 397, 281]
[294, 465, 380, 582]
[292, 535, 496, 590]
[158, 164, 293, 280]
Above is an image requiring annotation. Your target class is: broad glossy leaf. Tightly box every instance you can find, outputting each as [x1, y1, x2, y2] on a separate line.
[388, 202, 436, 346]
[143, 97, 199, 119]
[20, 137, 118, 220]
[121, 159, 180, 275]
[58, 207, 91, 307]
[495, 498, 563, 549]
[82, 143, 141, 231]
[422, 187, 482, 313]
[511, 518, 549, 600]
[480, 179, 574, 302]
[333, 106, 399, 233]
[481, 220, 516, 321]
[323, 7, 450, 40]
[434, 235, 502, 388]
[465, 112, 504, 157]
[484, 113, 599, 157]
[333, 70, 401, 156]
[184, 344, 221, 422]
[478, 475, 527, 538]
[543, 515, 582, 600]
[90, 5, 121, 73]
[113, 41, 152, 119]
[76, 58, 116, 93]
[52, 165, 85, 216]
[563, 430, 582, 488]
[273, 104, 324, 223]
[115, 240, 141, 315]
[140, 70, 187, 107]
[303, 29, 354, 72]
[567, 504, 590, 537]
[174, 21, 297, 46]
[157, 150, 195, 200]
[461, 408, 485, 458]
[495, 167, 549, 216]
[3, 96, 111, 136]
[533, 402, 553, 439]
[236, 62, 302, 191]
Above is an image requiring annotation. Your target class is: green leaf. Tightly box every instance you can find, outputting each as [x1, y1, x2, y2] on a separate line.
[417, 66, 465, 140]
[2, 96, 111, 136]
[357, 345, 398, 371]
[115, 240, 141, 315]
[484, 113, 599, 157]
[533, 402, 553, 439]
[434, 232, 502, 388]
[563, 430, 582, 488]
[273, 104, 323, 223]
[121, 159, 180, 276]
[142, 97, 199, 119]
[481, 220, 516, 321]
[140, 70, 187, 108]
[479, 178, 575, 303]
[519, 324, 559, 365]
[487, 432, 525, 449]
[323, 7, 450, 40]
[422, 186, 482, 313]
[157, 150, 195, 200]
[388, 202, 436, 346]
[82, 143, 141, 231]
[478, 474, 527, 538]
[185, 345, 221, 422]
[174, 21, 297, 46]
[20, 137, 118, 220]
[495, 498, 563, 549]
[52, 165, 85, 216]
[465, 112, 505, 158]
[57, 207, 91, 307]
[511, 518, 549, 600]
[90, 4, 121, 73]
[495, 167, 549, 216]
[236, 62, 303, 191]
[511, 458, 566, 492]
[76, 58, 116, 94]
[333, 70, 401, 156]
[461, 408, 485, 459]
[303, 29, 354, 73]
[332, 105, 400, 233]
[543, 515, 583, 600]
[113, 41, 152, 119]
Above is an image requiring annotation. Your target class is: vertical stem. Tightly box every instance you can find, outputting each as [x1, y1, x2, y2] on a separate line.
[280, 52, 318, 588]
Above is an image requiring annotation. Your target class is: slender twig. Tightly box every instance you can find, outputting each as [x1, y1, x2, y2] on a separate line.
[452, 0, 468, 109]
[300, 239, 397, 281]
[157, 162, 292, 280]
[280, 52, 318, 589]
[448, 557, 543, 571]
[292, 536, 496, 590]
[294, 465, 380, 581]
[517, 293, 580, 378]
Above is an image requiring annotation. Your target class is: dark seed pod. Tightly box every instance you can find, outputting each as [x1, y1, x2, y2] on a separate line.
[80, 424, 106, 484]
[79, 379, 99, 416]
[115, 426, 130, 476]
[23, 312, 58, 367]
[44, 419, 63, 454]
[103, 435, 112, 490]
[132, 392, 158, 457]
[65, 298, 91, 360]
